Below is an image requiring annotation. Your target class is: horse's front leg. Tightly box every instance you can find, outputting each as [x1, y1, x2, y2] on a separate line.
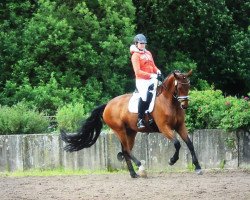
[169, 138, 181, 165]
[159, 126, 181, 166]
[177, 125, 203, 174]
[185, 137, 202, 174]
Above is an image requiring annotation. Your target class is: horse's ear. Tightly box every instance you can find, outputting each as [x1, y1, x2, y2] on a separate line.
[187, 69, 193, 77]
[173, 70, 180, 78]
[173, 71, 178, 79]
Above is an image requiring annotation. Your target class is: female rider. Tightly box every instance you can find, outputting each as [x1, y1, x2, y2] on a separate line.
[130, 34, 161, 128]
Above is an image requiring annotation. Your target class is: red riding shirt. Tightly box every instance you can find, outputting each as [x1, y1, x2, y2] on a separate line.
[131, 47, 159, 80]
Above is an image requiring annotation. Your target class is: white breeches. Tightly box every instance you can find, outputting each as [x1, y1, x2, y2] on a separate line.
[136, 78, 158, 101]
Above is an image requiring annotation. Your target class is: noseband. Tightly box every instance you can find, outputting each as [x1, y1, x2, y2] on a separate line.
[174, 80, 190, 102]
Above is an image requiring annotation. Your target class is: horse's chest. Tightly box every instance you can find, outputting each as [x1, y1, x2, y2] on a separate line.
[166, 109, 184, 125]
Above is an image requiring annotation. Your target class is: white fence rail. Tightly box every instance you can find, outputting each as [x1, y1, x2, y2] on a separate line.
[0, 129, 249, 172]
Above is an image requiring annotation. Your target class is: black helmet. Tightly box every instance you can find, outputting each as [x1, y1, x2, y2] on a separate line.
[133, 34, 147, 44]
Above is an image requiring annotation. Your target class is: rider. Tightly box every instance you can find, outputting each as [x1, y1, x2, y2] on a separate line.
[130, 33, 161, 128]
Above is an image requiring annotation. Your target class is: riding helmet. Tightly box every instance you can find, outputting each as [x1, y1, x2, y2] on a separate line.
[133, 34, 147, 44]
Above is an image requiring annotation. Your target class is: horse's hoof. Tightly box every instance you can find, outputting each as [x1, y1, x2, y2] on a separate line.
[140, 160, 146, 166]
[131, 173, 139, 178]
[195, 169, 203, 175]
[169, 159, 175, 166]
[138, 170, 147, 178]
[138, 165, 147, 178]
[117, 152, 124, 162]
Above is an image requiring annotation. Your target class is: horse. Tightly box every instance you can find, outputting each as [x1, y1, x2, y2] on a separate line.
[61, 70, 202, 178]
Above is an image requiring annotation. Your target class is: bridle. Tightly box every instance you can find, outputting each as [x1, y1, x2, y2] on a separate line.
[157, 75, 190, 103]
[173, 79, 190, 102]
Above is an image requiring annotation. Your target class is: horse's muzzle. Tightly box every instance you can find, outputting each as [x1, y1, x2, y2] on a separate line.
[181, 103, 188, 109]
[178, 96, 189, 109]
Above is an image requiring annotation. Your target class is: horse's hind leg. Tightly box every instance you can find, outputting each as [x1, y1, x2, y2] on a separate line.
[124, 129, 143, 168]
[115, 129, 140, 178]
[130, 154, 141, 167]
[122, 150, 139, 178]
[118, 147, 141, 166]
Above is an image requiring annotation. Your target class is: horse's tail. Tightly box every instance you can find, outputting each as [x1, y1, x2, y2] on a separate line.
[60, 104, 107, 152]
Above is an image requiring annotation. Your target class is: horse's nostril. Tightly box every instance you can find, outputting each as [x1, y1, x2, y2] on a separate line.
[181, 104, 188, 109]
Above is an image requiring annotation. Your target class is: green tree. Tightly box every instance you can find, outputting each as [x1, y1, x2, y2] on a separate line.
[133, 0, 249, 95]
[0, 0, 136, 113]
[0, 1, 38, 90]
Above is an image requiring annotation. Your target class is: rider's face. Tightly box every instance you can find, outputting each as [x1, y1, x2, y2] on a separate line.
[137, 42, 146, 50]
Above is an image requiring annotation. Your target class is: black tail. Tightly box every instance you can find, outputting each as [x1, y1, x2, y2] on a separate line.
[60, 104, 106, 152]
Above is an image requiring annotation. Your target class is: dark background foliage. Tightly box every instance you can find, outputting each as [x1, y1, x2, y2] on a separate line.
[133, 0, 249, 95]
[0, 0, 249, 116]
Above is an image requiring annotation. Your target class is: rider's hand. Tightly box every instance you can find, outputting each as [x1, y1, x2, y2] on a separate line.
[150, 74, 157, 79]
[156, 70, 163, 84]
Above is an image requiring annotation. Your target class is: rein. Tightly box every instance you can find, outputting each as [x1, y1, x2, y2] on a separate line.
[157, 76, 190, 102]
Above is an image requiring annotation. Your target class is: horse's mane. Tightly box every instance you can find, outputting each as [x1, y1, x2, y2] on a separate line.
[163, 70, 180, 81]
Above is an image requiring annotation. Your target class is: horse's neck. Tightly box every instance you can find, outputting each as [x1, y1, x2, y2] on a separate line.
[164, 75, 176, 96]
[159, 75, 178, 109]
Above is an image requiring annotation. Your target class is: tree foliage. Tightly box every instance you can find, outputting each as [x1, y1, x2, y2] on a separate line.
[133, 0, 249, 95]
[0, 0, 249, 117]
[0, 0, 136, 114]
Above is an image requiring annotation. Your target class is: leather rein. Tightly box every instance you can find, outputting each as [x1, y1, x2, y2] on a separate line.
[157, 76, 190, 102]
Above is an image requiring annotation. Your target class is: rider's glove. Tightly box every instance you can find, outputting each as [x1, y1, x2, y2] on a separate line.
[156, 70, 163, 84]
[157, 70, 161, 75]
[150, 74, 157, 79]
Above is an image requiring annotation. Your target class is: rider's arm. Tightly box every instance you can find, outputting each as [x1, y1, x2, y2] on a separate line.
[131, 53, 151, 79]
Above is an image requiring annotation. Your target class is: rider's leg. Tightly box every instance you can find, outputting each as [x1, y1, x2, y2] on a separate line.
[137, 97, 146, 128]
[136, 79, 149, 129]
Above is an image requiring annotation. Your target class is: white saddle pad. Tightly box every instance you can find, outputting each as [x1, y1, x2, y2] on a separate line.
[128, 90, 157, 113]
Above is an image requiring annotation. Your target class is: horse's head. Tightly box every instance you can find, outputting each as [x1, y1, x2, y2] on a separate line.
[173, 70, 192, 109]
[160, 70, 192, 109]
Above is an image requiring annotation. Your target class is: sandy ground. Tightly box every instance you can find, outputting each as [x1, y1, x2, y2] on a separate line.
[0, 170, 249, 200]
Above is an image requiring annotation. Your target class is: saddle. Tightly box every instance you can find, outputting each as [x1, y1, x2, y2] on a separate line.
[128, 84, 157, 114]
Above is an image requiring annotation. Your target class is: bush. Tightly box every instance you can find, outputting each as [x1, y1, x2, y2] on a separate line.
[0, 75, 84, 115]
[186, 89, 250, 132]
[186, 89, 224, 131]
[56, 103, 86, 133]
[0, 103, 49, 135]
[218, 96, 250, 131]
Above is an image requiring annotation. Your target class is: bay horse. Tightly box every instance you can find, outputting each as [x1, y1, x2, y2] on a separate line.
[61, 70, 202, 178]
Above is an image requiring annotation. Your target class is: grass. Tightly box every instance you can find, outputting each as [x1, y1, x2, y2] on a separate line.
[186, 163, 195, 172]
[1, 167, 249, 177]
[0, 167, 197, 177]
[0, 168, 127, 177]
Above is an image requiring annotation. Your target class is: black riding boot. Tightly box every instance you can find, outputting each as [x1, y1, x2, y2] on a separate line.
[137, 98, 146, 128]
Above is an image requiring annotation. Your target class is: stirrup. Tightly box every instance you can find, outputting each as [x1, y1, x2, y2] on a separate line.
[137, 119, 145, 128]
[148, 118, 154, 125]
[146, 111, 154, 125]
